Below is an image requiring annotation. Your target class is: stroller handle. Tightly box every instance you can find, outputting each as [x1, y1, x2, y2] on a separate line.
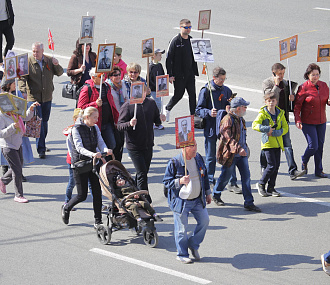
[121, 190, 149, 207]
[93, 152, 115, 166]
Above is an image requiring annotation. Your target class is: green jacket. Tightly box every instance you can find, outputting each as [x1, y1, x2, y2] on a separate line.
[252, 106, 288, 151]
[18, 55, 63, 103]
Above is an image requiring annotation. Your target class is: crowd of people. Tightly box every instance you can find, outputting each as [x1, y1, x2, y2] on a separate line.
[0, 10, 329, 270]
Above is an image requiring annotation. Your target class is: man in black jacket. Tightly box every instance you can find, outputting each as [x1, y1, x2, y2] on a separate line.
[0, 0, 14, 62]
[165, 19, 198, 121]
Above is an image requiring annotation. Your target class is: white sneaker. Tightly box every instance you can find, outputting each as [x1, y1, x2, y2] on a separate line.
[165, 109, 170, 122]
[14, 196, 28, 203]
[321, 254, 330, 275]
[176, 256, 193, 264]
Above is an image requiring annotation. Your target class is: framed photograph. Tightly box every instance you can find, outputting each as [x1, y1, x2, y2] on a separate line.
[5, 56, 17, 80]
[191, 38, 214, 63]
[0, 93, 18, 113]
[79, 16, 95, 44]
[17, 53, 29, 76]
[198, 10, 211, 30]
[142, 38, 154, 58]
[96, 43, 116, 73]
[279, 35, 298, 61]
[175, 115, 195, 149]
[11, 95, 27, 118]
[130, 82, 145, 104]
[317, 44, 330, 62]
[156, 75, 169, 97]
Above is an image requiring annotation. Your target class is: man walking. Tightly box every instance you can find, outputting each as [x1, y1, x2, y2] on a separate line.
[165, 19, 198, 121]
[18, 42, 63, 158]
[163, 141, 211, 264]
[0, 0, 14, 62]
[262, 63, 305, 180]
[213, 97, 261, 212]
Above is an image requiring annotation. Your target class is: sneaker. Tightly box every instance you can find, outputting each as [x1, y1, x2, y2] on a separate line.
[157, 125, 165, 130]
[176, 256, 193, 264]
[321, 254, 330, 276]
[267, 188, 281, 197]
[153, 215, 163, 222]
[14, 196, 28, 203]
[39, 152, 46, 159]
[0, 179, 6, 194]
[227, 184, 242, 194]
[290, 169, 306, 180]
[61, 204, 70, 225]
[189, 247, 201, 261]
[244, 204, 262, 212]
[153, 124, 158, 129]
[212, 196, 225, 206]
[94, 221, 103, 229]
[257, 183, 268, 197]
[165, 109, 170, 122]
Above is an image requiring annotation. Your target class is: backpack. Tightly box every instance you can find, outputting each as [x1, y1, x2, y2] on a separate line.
[75, 83, 109, 107]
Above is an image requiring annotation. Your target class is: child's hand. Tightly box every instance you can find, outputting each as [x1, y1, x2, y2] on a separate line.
[13, 122, 20, 129]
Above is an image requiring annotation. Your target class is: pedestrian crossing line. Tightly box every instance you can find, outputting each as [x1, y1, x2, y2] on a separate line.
[280, 192, 330, 208]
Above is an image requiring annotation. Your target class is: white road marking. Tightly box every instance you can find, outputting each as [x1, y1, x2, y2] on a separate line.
[12, 47, 71, 60]
[313, 7, 330, 11]
[90, 248, 212, 284]
[173, 27, 246, 39]
[280, 192, 330, 207]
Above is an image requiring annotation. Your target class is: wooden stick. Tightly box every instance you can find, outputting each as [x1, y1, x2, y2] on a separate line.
[82, 43, 86, 74]
[184, 146, 187, 176]
[205, 64, 215, 109]
[147, 57, 150, 88]
[133, 103, 137, 130]
[286, 58, 293, 110]
[99, 74, 103, 99]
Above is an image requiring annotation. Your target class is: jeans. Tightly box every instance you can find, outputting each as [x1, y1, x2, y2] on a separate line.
[65, 164, 75, 203]
[325, 250, 330, 263]
[166, 74, 196, 115]
[213, 156, 254, 206]
[127, 147, 153, 203]
[0, 20, 15, 60]
[205, 135, 237, 185]
[173, 198, 209, 257]
[101, 122, 116, 150]
[28, 101, 52, 154]
[259, 148, 280, 189]
[150, 91, 162, 113]
[301, 123, 326, 175]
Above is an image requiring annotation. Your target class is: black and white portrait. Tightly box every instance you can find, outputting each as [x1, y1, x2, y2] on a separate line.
[191, 38, 214, 62]
[96, 43, 115, 73]
[132, 84, 143, 99]
[17, 53, 29, 76]
[178, 118, 192, 143]
[11, 95, 27, 118]
[319, 48, 330, 58]
[142, 38, 154, 58]
[80, 16, 95, 43]
[281, 41, 288, 55]
[5, 56, 17, 80]
[0, 93, 17, 113]
[158, 77, 167, 91]
[290, 37, 297, 52]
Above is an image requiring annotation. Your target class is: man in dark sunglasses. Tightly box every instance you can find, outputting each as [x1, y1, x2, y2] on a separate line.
[165, 18, 198, 122]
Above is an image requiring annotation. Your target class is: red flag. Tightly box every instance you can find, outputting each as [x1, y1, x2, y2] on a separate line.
[48, 28, 54, 51]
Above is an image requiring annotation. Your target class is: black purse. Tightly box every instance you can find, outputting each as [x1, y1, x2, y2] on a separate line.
[62, 83, 77, 100]
[194, 115, 205, 129]
[73, 159, 93, 174]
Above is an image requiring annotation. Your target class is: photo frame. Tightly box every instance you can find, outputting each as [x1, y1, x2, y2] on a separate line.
[0, 93, 18, 113]
[5, 56, 17, 80]
[156, 75, 169, 97]
[279, 35, 298, 61]
[317, 44, 330, 62]
[191, 38, 214, 62]
[79, 16, 95, 44]
[175, 115, 195, 149]
[198, 10, 211, 30]
[142, 38, 154, 58]
[11, 95, 27, 118]
[130, 82, 145, 104]
[17, 53, 29, 76]
[96, 43, 116, 73]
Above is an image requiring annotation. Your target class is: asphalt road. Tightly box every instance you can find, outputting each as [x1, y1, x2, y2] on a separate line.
[1, 1, 330, 284]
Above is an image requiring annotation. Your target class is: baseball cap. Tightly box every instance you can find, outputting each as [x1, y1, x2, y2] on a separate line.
[154, 49, 165, 54]
[115, 46, 122, 55]
[230, 97, 250, 108]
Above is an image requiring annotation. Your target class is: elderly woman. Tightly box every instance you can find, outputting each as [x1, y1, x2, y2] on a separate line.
[294, 63, 330, 178]
[67, 39, 97, 88]
[124, 62, 150, 97]
[77, 67, 119, 152]
[61, 107, 112, 227]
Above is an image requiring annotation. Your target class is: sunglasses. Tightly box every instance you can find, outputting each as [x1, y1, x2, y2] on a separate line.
[112, 73, 121, 77]
[129, 71, 139, 74]
[181, 26, 192, 29]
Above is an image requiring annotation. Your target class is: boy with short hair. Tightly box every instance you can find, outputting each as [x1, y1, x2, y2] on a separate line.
[252, 92, 288, 197]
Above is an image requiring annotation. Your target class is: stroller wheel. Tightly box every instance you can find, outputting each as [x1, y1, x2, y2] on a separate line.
[142, 228, 159, 248]
[96, 225, 111, 245]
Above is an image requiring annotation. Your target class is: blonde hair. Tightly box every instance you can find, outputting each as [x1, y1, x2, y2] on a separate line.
[73, 108, 81, 121]
[126, 62, 141, 74]
[80, 107, 98, 119]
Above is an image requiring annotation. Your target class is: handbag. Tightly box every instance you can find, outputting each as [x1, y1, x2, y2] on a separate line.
[73, 159, 93, 174]
[24, 109, 42, 138]
[194, 115, 205, 129]
[62, 83, 77, 100]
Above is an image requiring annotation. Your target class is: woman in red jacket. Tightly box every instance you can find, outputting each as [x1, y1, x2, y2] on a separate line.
[294, 63, 330, 178]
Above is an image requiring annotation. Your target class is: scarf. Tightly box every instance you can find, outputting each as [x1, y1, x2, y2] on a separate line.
[109, 81, 124, 105]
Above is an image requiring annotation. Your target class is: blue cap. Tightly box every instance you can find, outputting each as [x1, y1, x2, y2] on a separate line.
[230, 97, 250, 108]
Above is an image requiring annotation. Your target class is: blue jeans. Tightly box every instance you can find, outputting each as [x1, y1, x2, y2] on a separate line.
[301, 123, 326, 175]
[173, 198, 209, 257]
[204, 136, 237, 185]
[259, 148, 280, 188]
[101, 123, 116, 150]
[325, 250, 330, 263]
[28, 101, 52, 154]
[213, 156, 254, 206]
[65, 164, 75, 203]
[150, 91, 162, 113]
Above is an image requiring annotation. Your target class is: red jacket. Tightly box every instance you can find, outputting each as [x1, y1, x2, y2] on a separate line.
[77, 79, 119, 129]
[294, 80, 329, 125]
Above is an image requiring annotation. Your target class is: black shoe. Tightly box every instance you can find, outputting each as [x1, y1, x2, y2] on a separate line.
[2, 165, 8, 176]
[315, 172, 328, 178]
[212, 196, 225, 206]
[267, 187, 281, 197]
[153, 215, 163, 222]
[244, 204, 262, 212]
[61, 204, 70, 224]
[39, 152, 46, 159]
[22, 175, 27, 182]
[94, 221, 103, 229]
[46, 147, 51, 152]
[257, 183, 268, 197]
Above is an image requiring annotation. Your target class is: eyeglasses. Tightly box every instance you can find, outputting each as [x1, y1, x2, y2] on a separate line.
[181, 26, 192, 29]
[112, 73, 121, 77]
[129, 71, 139, 74]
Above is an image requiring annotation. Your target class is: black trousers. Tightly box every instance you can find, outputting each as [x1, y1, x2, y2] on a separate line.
[65, 169, 102, 223]
[0, 20, 14, 60]
[113, 129, 124, 162]
[166, 74, 196, 115]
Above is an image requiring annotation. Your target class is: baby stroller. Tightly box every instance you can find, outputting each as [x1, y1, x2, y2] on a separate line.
[94, 156, 159, 247]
